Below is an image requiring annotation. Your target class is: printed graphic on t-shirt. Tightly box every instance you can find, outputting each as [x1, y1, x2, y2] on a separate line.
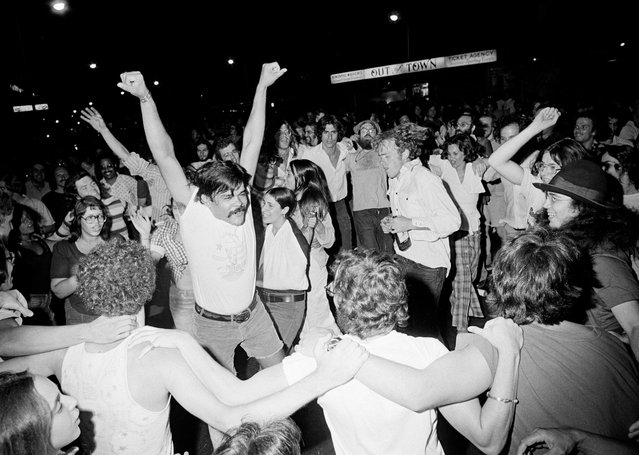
[213, 232, 248, 278]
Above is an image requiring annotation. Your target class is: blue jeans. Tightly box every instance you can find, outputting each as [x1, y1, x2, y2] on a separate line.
[191, 293, 284, 374]
[353, 207, 394, 253]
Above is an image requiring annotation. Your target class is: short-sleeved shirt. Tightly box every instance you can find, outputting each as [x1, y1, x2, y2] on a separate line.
[50, 241, 97, 315]
[180, 190, 256, 314]
[344, 149, 389, 211]
[283, 331, 448, 455]
[457, 322, 639, 455]
[588, 248, 639, 334]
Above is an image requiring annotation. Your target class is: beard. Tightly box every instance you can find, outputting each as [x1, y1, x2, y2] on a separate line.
[358, 136, 373, 150]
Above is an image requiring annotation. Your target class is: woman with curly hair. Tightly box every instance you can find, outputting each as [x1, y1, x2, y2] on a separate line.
[428, 133, 486, 332]
[7, 204, 55, 325]
[0, 371, 81, 455]
[534, 159, 639, 361]
[50, 196, 122, 325]
[1, 240, 366, 455]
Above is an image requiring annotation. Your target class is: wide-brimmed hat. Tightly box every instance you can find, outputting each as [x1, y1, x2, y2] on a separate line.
[533, 159, 621, 209]
[353, 119, 381, 135]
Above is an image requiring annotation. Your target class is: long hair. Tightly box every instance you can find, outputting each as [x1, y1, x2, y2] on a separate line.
[8, 204, 42, 249]
[69, 196, 112, 242]
[0, 371, 57, 455]
[536, 199, 639, 253]
[289, 159, 331, 204]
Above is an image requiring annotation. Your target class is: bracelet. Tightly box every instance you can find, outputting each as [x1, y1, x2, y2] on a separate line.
[486, 391, 519, 404]
[140, 91, 152, 103]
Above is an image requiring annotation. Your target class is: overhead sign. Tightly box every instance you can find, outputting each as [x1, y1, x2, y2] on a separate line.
[330, 49, 497, 84]
[35, 104, 49, 111]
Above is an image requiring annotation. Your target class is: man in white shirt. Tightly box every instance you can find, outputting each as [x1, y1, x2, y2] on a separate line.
[376, 123, 461, 341]
[282, 249, 522, 455]
[119, 63, 287, 373]
[299, 114, 353, 251]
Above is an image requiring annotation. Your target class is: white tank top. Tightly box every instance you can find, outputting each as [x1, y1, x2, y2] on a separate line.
[61, 334, 173, 455]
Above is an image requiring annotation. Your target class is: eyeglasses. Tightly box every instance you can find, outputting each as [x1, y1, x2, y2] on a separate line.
[81, 214, 106, 224]
[456, 122, 471, 129]
[601, 162, 622, 172]
[534, 162, 561, 174]
[325, 281, 335, 297]
[360, 127, 377, 135]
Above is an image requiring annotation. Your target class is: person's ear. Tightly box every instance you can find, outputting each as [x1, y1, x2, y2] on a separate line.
[282, 206, 290, 216]
[401, 149, 411, 162]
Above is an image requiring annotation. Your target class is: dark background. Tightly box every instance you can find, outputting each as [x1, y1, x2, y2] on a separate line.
[7, 0, 637, 169]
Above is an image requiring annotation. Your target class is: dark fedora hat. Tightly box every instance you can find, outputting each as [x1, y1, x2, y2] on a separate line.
[533, 159, 621, 209]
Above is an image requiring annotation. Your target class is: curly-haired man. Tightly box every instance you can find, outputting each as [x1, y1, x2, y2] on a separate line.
[375, 123, 461, 342]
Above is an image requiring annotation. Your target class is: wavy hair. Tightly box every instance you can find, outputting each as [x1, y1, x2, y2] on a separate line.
[0, 371, 57, 455]
[331, 249, 408, 338]
[372, 123, 429, 160]
[317, 115, 345, 142]
[69, 196, 112, 242]
[289, 159, 331, 203]
[487, 228, 591, 325]
[76, 239, 155, 316]
[442, 133, 480, 162]
[535, 198, 639, 253]
[214, 419, 301, 455]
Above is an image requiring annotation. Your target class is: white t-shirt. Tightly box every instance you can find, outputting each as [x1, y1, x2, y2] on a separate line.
[180, 190, 256, 314]
[283, 331, 448, 455]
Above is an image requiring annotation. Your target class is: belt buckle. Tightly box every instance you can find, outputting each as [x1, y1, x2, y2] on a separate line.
[233, 309, 251, 323]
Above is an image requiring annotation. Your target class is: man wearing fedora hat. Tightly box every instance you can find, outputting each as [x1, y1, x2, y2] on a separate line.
[343, 119, 394, 253]
[534, 159, 639, 361]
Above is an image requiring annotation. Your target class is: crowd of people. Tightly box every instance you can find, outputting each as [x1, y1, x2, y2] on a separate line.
[1, 61, 639, 455]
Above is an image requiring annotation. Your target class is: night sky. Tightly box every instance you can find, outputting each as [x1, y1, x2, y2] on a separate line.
[7, 0, 636, 164]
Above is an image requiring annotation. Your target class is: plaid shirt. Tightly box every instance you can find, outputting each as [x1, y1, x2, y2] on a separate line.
[124, 153, 172, 223]
[150, 218, 188, 282]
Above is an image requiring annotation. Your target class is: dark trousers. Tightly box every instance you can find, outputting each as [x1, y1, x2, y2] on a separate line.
[393, 255, 451, 347]
[330, 198, 354, 252]
[353, 207, 394, 253]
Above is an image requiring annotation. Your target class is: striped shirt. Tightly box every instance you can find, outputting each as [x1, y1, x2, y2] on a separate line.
[124, 153, 173, 222]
